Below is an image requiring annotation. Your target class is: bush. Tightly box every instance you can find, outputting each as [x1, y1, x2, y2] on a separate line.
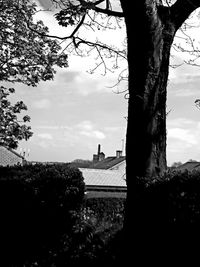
[58, 197, 126, 266]
[84, 198, 125, 236]
[0, 163, 85, 266]
[124, 169, 200, 264]
[133, 169, 200, 225]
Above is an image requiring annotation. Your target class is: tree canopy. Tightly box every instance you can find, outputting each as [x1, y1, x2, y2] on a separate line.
[0, 86, 32, 149]
[0, 0, 68, 148]
[0, 0, 68, 86]
[2, 0, 200, 263]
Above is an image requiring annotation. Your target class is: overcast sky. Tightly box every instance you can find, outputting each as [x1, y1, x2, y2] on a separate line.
[6, 1, 200, 166]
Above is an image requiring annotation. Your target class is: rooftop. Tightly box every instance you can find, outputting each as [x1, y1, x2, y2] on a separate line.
[79, 168, 126, 188]
[176, 161, 200, 172]
[89, 156, 125, 170]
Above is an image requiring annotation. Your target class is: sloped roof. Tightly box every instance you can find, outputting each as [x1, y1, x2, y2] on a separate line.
[89, 156, 125, 170]
[0, 145, 25, 166]
[0, 145, 24, 159]
[79, 168, 126, 187]
[176, 161, 200, 172]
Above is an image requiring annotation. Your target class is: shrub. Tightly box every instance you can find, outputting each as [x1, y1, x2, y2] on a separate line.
[133, 169, 200, 225]
[58, 197, 126, 266]
[0, 163, 85, 266]
[84, 198, 125, 235]
[126, 169, 200, 263]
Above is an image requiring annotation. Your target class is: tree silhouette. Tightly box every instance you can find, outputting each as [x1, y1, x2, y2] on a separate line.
[0, 0, 68, 86]
[37, 0, 200, 177]
[0, 0, 68, 148]
[20, 0, 200, 262]
[0, 86, 32, 149]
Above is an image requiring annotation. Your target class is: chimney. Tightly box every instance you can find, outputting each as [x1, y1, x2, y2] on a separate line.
[97, 144, 101, 156]
[116, 150, 122, 158]
[99, 152, 105, 161]
[93, 154, 99, 162]
[93, 144, 103, 162]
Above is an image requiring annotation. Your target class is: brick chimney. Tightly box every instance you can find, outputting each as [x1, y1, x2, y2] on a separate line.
[93, 144, 104, 162]
[116, 150, 122, 158]
[99, 152, 105, 161]
[93, 154, 99, 162]
[97, 144, 101, 156]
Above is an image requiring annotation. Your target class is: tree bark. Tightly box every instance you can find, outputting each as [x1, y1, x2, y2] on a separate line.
[122, 2, 176, 179]
[117, 1, 200, 264]
[119, 1, 177, 263]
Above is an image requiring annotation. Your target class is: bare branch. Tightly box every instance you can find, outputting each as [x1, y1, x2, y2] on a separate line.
[79, 0, 124, 17]
[92, 6, 124, 17]
[170, 0, 200, 30]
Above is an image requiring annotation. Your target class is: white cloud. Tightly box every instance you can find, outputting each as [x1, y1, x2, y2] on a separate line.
[78, 121, 93, 131]
[167, 118, 194, 128]
[36, 125, 71, 130]
[167, 127, 197, 146]
[73, 72, 115, 96]
[167, 118, 200, 165]
[35, 121, 106, 141]
[37, 133, 53, 140]
[32, 99, 51, 109]
[80, 130, 105, 139]
[171, 88, 198, 97]
[77, 120, 106, 139]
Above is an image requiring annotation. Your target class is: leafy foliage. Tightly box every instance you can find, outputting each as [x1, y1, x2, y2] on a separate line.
[0, 0, 69, 149]
[55, 2, 87, 27]
[0, 0, 68, 86]
[0, 86, 33, 148]
[0, 163, 85, 266]
[50, 197, 125, 266]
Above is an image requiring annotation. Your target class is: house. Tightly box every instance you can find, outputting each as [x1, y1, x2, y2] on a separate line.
[90, 153, 126, 172]
[76, 144, 127, 198]
[70, 144, 126, 172]
[175, 161, 200, 172]
[91, 144, 126, 171]
[80, 168, 126, 198]
[0, 145, 26, 166]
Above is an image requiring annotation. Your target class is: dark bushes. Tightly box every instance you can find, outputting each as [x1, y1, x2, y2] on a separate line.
[133, 169, 200, 225]
[0, 163, 85, 266]
[3, 165, 200, 265]
[124, 169, 200, 264]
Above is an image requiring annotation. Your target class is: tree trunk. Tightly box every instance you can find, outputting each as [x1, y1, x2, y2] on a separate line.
[119, 1, 177, 263]
[123, 2, 176, 179]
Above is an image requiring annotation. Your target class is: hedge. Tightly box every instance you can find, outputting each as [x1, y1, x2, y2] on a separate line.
[3, 165, 200, 265]
[122, 169, 200, 265]
[0, 163, 85, 266]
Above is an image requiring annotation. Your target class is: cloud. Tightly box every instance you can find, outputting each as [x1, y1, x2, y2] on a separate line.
[72, 73, 113, 96]
[80, 130, 105, 139]
[167, 118, 199, 146]
[32, 99, 51, 109]
[167, 127, 197, 146]
[37, 133, 53, 140]
[171, 88, 198, 97]
[36, 125, 71, 130]
[36, 121, 106, 143]
[57, 71, 80, 83]
[167, 118, 195, 128]
[77, 121, 93, 131]
[77, 120, 106, 139]
[167, 118, 200, 165]
[169, 63, 200, 85]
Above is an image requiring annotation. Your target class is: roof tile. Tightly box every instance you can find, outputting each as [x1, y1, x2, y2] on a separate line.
[79, 168, 126, 187]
